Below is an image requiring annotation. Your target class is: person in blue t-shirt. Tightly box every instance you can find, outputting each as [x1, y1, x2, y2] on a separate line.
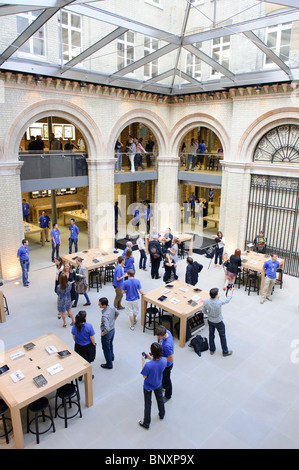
[113, 256, 127, 310]
[22, 199, 30, 222]
[69, 218, 79, 254]
[72, 311, 96, 380]
[122, 270, 145, 330]
[17, 239, 30, 287]
[260, 253, 280, 304]
[209, 188, 214, 202]
[124, 249, 135, 273]
[138, 342, 167, 429]
[38, 210, 51, 242]
[51, 223, 61, 262]
[156, 325, 174, 402]
[197, 139, 206, 170]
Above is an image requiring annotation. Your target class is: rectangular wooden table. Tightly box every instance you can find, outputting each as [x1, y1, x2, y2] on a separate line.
[24, 222, 45, 246]
[0, 333, 93, 449]
[203, 213, 219, 229]
[62, 249, 119, 286]
[145, 232, 194, 256]
[62, 209, 88, 226]
[141, 280, 209, 348]
[32, 201, 83, 221]
[241, 251, 285, 294]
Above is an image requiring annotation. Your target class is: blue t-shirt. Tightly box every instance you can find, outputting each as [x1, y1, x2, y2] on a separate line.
[113, 264, 124, 287]
[124, 256, 135, 273]
[39, 214, 50, 228]
[71, 322, 95, 346]
[123, 278, 141, 301]
[160, 330, 174, 367]
[69, 224, 79, 239]
[263, 259, 280, 279]
[198, 143, 206, 154]
[17, 245, 29, 261]
[141, 357, 167, 391]
[22, 203, 30, 216]
[51, 228, 60, 245]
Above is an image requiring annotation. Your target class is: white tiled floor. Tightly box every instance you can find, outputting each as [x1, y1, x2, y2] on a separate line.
[1, 228, 299, 449]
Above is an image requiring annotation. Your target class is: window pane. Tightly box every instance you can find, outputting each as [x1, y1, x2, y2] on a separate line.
[17, 16, 29, 35]
[33, 38, 44, 56]
[144, 37, 150, 48]
[281, 29, 291, 46]
[61, 11, 68, 25]
[71, 30, 81, 48]
[71, 14, 81, 29]
[152, 39, 159, 50]
[280, 45, 290, 61]
[127, 31, 134, 43]
[267, 31, 277, 49]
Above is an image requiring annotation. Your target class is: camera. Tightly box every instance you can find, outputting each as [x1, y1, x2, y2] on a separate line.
[226, 284, 234, 297]
[215, 237, 221, 243]
[142, 352, 146, 358]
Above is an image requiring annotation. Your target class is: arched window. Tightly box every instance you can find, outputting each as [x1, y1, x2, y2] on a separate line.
[253, 124, 299, 163]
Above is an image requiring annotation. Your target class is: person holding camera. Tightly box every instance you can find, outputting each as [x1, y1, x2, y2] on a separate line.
[202, 287, 233, 357]
[213, 231, 225, 267]
[138, 342, 167, 429]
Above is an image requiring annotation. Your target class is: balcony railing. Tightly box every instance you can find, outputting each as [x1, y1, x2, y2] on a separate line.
[114, 151, 158, 173]
[19, 151, 88, 180]
[180, 152, 223, 172]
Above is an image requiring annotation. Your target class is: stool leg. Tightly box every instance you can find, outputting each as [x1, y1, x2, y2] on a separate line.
[34, 413, 40, 444]
[1, 414, 10, 445]
[63, 399, 68, 429]
[48, 405, 56, 433]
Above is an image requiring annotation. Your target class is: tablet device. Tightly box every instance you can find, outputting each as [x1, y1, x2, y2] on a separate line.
[33, 374, 48, 388]
[23, 342, 35, 350]
[157, 295, 167, 302]
[193, 288, 202, 292]
[57, 350, 71, 358]
[188, 300, 198, 307]
[0, 364, 9, 375]
[166, 284, 174, 288]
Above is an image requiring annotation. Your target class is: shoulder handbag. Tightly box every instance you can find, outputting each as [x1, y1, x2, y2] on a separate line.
[75, 279, 88, 294]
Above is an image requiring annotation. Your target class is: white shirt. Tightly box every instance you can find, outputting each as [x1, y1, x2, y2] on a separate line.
[137, 238, 145, 250]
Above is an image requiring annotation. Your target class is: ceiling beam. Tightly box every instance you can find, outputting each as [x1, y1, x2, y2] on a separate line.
[65, 4, 181, 45]
[257, 0, 299, 8]
[184, 44, 235, 81]
[243, 30, 293, 80]
[60, 26, 128, 74]
[183, 9, 299, 45]
[109, 43, 178, 82]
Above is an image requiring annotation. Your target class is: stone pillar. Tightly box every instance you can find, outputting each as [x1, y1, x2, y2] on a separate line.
[220, 161, 252, 255]
[156, 156, 180, 233]
[87, 158, 115, 252]
[0, 161, 24, 281]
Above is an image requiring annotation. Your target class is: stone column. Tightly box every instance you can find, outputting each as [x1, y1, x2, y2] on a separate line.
[0, 161, 24, 281]
[156, 156, 180, 233]
[220, 161, 252, 255]
[87, 158, 115, 252]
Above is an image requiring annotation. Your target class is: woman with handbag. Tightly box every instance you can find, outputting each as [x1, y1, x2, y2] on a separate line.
[62, 261, 76, 308]
[71, 311, 96, 380]
[223, 248, 242, 290]
[73, 257, 91, 307]
[56, 272, 75, 327]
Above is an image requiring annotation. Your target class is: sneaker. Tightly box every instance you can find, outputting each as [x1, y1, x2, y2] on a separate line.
[83, 302, 91, 306]
[210, 351, 215, 355]
[260, 299, 265, 304]
[138, 420, 149, 429]
[266, 297, 272, 302]
[164, 396, 171, 403]
[223, 351, 233, 357]
[118, 306, 125, 310]
[130, 325, 135, 331]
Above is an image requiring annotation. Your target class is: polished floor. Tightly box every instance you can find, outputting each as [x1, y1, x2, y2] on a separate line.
[1, 226, 299, 449]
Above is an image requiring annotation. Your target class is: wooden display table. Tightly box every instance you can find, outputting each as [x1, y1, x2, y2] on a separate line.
[63, 209, 88, 226]
[32, 201, 83, 221]
[62, 249, 119, 286]
[141, 280, 209, 348]
[0, 290, 5, 323]
[208, 202, 215, 214]
[0, 333, 93, 449]
[203, 213, 219, 228]
[241, 251, 285, 294]
[23, 222, 45, 246]
[145, 232, 194, 256]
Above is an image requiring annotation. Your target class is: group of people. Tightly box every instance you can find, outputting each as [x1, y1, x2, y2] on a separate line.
[183, 193, 209, 225]
[27, 133, 84, 152]
[182, 138, 207, 171]
[114, 135, 155, 172]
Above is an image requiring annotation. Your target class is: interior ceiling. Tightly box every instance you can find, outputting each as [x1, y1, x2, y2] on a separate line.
[0, 0, 298, 95]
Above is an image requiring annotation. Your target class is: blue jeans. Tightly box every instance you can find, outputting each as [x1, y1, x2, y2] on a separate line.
[135, 153, 145, 171]
[208, 320, 229, 354]
[214, 247, 223, 265]
[20, 260, 30, 286]
[69, 237, 78, 254]
[139, 249, 147, 270]
[73, 292, 90, 306]
[101, 328, 115, 368]
[162, 364, 173, 399]
[115, 153, 122, 171]
[186, 154, 195, 171]
[143, 386, 165, 427]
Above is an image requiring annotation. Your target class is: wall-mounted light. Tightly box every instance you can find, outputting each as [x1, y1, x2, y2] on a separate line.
[159, 94, 164, 100]
[129, 90, 135, 95]
[255, 85, 261, 91]
[178, 95, 184, 101]
[35, 75, 42, 82]
[208, 92, 214, 97]
[80, 82, 87, 88]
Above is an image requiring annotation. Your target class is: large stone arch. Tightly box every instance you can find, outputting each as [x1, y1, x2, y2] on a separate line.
[107, 108, 169, 156]
[169, 113, 230, 156]
[3, 99, 104, 161]
[238, 108, 299, 164]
